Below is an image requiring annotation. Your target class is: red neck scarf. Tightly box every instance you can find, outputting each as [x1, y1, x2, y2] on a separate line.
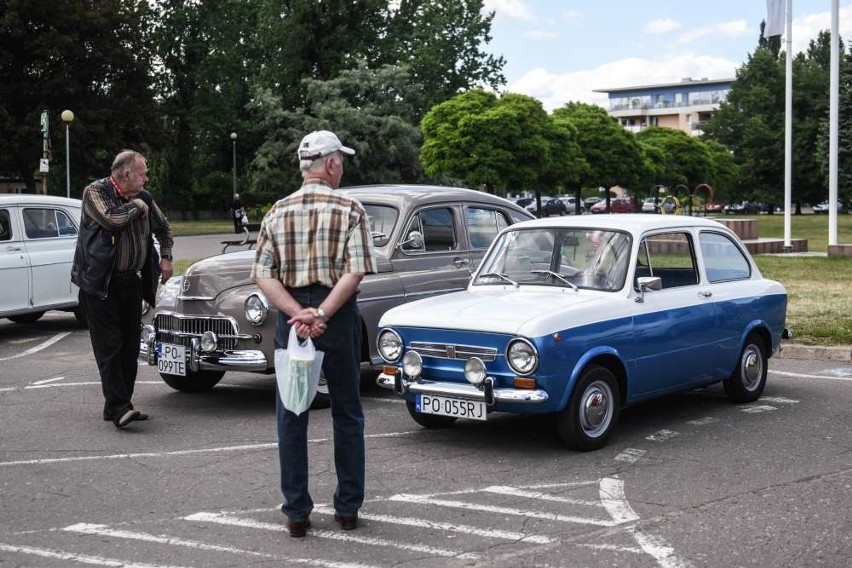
[109, 175, 128, 200]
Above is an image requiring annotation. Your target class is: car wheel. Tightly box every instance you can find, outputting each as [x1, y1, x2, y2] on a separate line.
[723, 334, 767, 403]
[160, 370, 225, 393]
[310, 373, 330, 409]
[8, 311, 45, 324]
[406, 400, 457, 428]
[556, 365, 620, 451]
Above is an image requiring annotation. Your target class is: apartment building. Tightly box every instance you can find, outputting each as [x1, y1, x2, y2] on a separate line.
[594, 77, 733, 136]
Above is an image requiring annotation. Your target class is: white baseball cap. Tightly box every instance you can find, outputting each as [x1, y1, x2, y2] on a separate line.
[297, 130, 355, 161]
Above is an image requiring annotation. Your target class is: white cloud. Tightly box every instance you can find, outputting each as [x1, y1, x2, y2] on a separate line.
[523, 30, 558, 40]
[483, 0, 535, 21]
[507, 54, 738, 112]
[645, 18, 681, 35]
[676, 20, 750, 44]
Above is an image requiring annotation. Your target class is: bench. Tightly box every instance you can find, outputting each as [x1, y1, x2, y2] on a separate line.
[221, 222, 261, 253]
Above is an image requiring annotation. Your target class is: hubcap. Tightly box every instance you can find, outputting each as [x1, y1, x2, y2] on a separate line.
[742, 346, 762, 390]
[581, 381, 611, 436]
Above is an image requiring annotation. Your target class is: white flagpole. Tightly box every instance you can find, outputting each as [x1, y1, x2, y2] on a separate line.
[829, 0, 839, 247]
[783, 0, 793, 250]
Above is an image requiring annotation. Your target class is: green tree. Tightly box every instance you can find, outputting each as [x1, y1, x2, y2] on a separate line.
[0, 0, 162, 194]
[636, 127, 712, 188]
[249, 63, 425, 196]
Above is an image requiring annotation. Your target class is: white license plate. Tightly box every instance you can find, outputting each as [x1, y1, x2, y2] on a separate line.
[157, 342, 186, 376]
[416, 394, 486, 421]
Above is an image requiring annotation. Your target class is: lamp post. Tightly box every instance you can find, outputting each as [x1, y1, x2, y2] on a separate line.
[61, 110, 74, 198]
[230, 132, 238, 197]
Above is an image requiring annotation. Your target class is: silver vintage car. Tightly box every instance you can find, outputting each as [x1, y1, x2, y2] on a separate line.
[139, 184, 533, 406]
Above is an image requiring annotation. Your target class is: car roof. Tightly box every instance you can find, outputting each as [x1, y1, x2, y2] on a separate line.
[0, 194, 82, 207]
[510, 213, 730, 233]
[340, 184, 532, 215]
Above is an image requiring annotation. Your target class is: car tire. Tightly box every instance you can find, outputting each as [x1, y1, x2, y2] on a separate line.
[310, 374, 330, 409]
[723, 334, 767, 403]
[556, 365, 620, 451]
[8, 311, 45, 324]
[160, 370, 225, 392]
[406, 400, 457, 428]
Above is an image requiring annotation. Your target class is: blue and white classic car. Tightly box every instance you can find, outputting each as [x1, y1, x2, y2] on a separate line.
[376, 214, 789, 451]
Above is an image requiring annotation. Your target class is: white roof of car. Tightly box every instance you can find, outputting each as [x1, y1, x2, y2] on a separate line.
[0, 194, 82, 207]
[510, 213, 729, 233]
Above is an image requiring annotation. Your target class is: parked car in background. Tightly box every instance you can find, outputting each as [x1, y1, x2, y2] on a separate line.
[522, 195, 554, 217]
[641, 197, 660, 213]
[812, 200, 848, 214]
[590, 197, 634, 214]
[0, 194, 85, 325]
[583, 196, 603, 210]
[540, 198, 568, 217]
[724, 201, 759, 215]
[704, 202, 725, 214]
[139, 185, 534, 407]
[558, 196, 585, 215]
[376, 214, 789, 450]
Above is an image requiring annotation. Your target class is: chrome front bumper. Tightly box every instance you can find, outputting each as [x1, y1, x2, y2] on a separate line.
[376, 369, 548, 405]
[139, 334, 268, 373]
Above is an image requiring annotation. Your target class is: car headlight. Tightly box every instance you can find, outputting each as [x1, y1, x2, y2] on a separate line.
[200, 331, 218, 352]
[507, 338, 538, 375]
[464, 357, 487, 386]
[402, 351, 422, 379]
[244, 293, 269, 326]
[377, 329, 403, 362]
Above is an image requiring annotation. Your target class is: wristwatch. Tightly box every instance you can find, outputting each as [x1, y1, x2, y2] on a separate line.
[316, 307, 330, 322]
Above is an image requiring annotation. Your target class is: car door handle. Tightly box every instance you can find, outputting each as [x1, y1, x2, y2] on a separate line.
[698, 290, 712, 298]
[5, 245, 23, 252]
[453, 257, 470, 268]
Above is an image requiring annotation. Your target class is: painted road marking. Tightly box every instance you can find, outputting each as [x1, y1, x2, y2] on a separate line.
[483, 485, 604, 507]
[615, 448, 647, 463]
[769, 369, 852, 381]
[0, 332, 71, 362]
[185, 512, 478, 560]
[64, 523, 374, 568]
[761, 396, 799, 404]
[687, 417, 719, 426]
[646, 429, 679, 442]
[741, 405, 777, 414]
[0, 542, 190, 568]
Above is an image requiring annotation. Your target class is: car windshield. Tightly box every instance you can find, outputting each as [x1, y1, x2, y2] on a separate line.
[473, 228, 632, 292]
[362, 204, 398, 247]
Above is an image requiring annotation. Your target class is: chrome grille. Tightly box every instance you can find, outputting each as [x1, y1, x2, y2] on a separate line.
[154, 313, 240, 350]
[410, 342, 497, 361]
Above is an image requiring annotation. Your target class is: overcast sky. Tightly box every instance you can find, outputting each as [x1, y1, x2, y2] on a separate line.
[482, 0, 852, 110]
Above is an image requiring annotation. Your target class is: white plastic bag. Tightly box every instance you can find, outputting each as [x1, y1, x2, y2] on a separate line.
[275, 326, 324, 415]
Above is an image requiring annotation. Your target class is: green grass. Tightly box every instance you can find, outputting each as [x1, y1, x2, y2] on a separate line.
[168, 215, 852, 346]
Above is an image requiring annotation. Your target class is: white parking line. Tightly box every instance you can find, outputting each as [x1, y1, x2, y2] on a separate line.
[64, 523, 372, 568]
[0, 542, 190, 568]
[646, 429, 679, 442]
[185, 512, 478, 560]
[483, 485, 604, 507]
[0, 332, 71, 362]
[769, 369, 852, 381]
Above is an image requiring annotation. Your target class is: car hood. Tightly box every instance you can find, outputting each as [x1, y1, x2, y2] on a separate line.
[180, 249, 394, 298]
[379, 286, 621, 337]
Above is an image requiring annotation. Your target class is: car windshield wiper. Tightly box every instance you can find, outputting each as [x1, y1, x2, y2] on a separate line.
[531, 269, 579, 291]
[478, 272, 519, 288]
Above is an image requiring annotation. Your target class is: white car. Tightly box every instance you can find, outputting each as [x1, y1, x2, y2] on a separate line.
[642, 197, 660, 213]
[558, 196, 585, 214]
[0, 194, 84, 324]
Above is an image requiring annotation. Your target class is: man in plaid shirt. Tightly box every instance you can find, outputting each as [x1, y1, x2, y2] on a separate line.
[251, 130, 375, 538]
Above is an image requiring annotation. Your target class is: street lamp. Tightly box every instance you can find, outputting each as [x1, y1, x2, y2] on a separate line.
[230, 132, 238, 197]
[61, 110, 74, 198]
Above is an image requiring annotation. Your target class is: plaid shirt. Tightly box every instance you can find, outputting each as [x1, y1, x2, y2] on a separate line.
[251, 182, 376, 288]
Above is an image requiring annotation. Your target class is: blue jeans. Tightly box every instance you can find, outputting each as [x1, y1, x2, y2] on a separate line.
[275, 286, 364, 521]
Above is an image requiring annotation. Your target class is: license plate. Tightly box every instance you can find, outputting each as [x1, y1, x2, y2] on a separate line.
[416, 394, 486, 421]
[157, 342, 186, 376]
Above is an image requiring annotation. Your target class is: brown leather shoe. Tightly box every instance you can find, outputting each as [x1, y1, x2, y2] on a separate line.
[334, 511, 357, 530]
[287, 517, 310, 538]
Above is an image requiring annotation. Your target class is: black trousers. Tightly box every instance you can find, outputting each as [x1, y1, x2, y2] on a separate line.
[81, 271, 143, 421]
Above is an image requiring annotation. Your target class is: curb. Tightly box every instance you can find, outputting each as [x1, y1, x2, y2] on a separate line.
[777, 343, 852, 361]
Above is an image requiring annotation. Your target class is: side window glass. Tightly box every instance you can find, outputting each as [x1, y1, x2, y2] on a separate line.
[466, 207, 509, 249]
[57, 210, 78, 237]
[639, 232, 698, 289]
[402, 207, 456, 252]
[700, 231, 751, 282]
[23, 208, 60, 239]
[0, 210, 11, 241]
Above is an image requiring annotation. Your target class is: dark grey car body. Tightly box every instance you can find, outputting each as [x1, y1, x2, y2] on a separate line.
[139, 185, 533, 396]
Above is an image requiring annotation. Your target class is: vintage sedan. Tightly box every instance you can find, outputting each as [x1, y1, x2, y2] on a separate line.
[0, 194, 85, 324]
[375, 214, 789, 450]
[139, 185, 533, 406]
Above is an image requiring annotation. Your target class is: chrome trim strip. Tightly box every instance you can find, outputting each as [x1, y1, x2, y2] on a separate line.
[177, 295, 216, 301]
[410, 341, 498, 362]
[376, 373, 548, 404]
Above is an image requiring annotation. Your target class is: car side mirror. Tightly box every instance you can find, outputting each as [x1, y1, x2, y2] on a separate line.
[399, 230, 424, 250]
[635, 276, 662, 303]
